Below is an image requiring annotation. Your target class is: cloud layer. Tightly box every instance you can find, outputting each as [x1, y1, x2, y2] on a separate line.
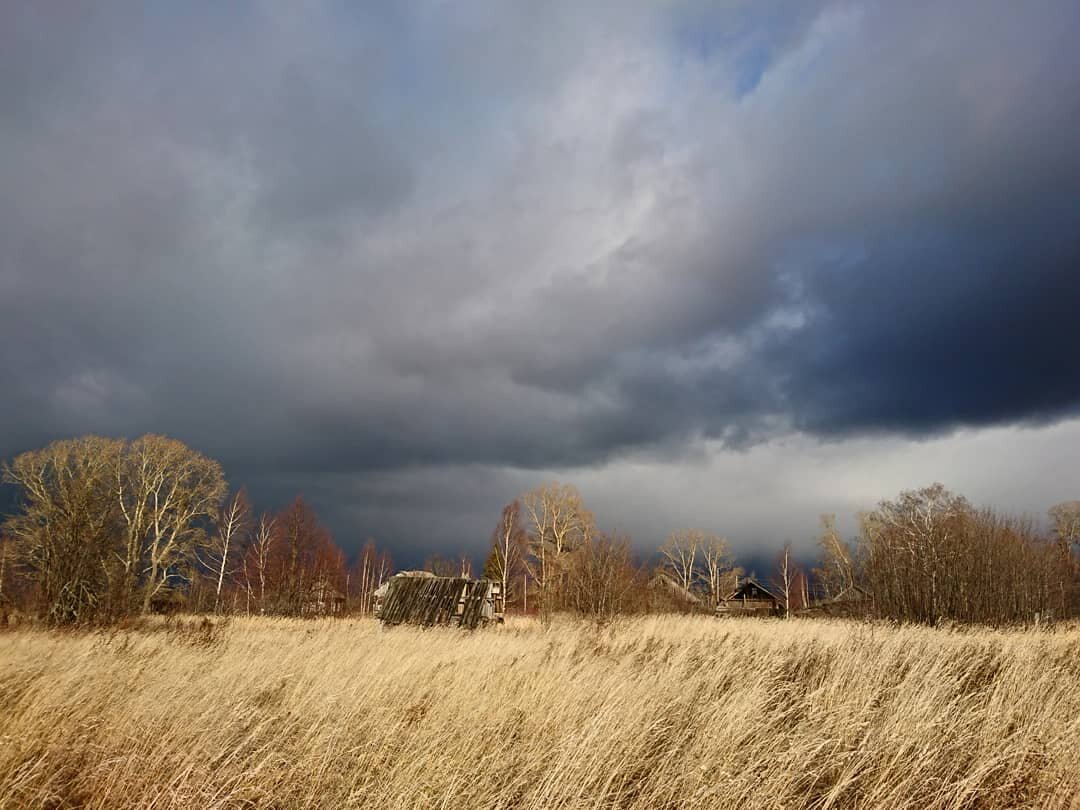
[2, 1, 1079, 560]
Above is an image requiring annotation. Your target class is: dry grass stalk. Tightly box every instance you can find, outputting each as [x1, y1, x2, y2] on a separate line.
[1, 615, 1078, 809]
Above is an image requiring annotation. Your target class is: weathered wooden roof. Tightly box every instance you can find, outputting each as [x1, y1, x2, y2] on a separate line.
[723, 577, 781, 602]
[378, 575, 494, 629]
[648, 571, 705, 605]
[820, 584, 872, 604]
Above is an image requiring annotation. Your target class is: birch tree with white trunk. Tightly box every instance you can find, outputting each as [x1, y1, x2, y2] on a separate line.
[774, 543, 795, 619]
[812, 514, 856, 600]
[248, 512, 277, 614]
[200, 488, 251, 613]
[660, 529, 703, 597]
[484, 500, 525, 607]
[698, 533, 734, 608]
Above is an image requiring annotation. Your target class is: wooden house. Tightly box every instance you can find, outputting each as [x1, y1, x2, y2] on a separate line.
[302, 580, 346, 616]
[374, 571, 504, 629]
[717, 577, 783, 617]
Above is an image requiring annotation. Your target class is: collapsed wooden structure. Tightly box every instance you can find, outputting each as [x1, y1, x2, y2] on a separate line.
[374, 571, 504, 629]
[648, 571, 706, 608]
[799, 584, 873, 617]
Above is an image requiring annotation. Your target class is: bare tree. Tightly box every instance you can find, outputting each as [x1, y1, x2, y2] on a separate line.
[0, 534, 10, 605]
[237, 497, 345, 616]
[274, 497, 331, 615]
[520, 483, 594, 617]
[698, 534, 734, 608]
[1050, 501, 1080, 548]
[3, 436, 125, 623]
[773, 543, 796, 619]
[1049, 501, 1080, 616]
[117, 435, 226, 614]
[199, 489, 251, 613]
[424, 554, 459, 577]
[247, 512, 276, 615]
[4, 435, 228, 621]
[352, 539, 393, 615]
[812, 514, 856, 600]
[566, 532, 638, 619]
[860, 483, 969, 625]
[859, 484, 1067, 625]
[660, 529, 703, 597]
[483, 500, 526, 607]
[375, 549, 393, 591]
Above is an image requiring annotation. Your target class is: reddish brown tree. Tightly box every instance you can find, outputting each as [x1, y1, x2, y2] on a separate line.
[565, 532, 640, 619]
[260, 496, 344, 615]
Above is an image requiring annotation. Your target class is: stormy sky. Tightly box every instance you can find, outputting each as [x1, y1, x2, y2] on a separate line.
[2, 1, 1079, 566]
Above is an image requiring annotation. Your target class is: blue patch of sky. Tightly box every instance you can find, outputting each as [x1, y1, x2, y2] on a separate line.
[732, 42, 772, 97]
[666, 3, 825, 99]
[667, 5, 786, 97]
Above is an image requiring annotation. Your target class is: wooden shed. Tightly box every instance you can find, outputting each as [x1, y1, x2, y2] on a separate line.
[374, 571, 504, 629]
[717, 577, 783, 617]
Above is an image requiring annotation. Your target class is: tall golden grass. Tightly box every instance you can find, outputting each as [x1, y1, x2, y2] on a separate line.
[1, 615, 1078, 809]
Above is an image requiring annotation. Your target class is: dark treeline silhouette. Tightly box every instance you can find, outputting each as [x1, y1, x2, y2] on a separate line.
[2, 436, 1078, 626]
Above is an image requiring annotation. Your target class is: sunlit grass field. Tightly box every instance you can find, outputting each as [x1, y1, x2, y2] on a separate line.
[1, 615, 1078, 809]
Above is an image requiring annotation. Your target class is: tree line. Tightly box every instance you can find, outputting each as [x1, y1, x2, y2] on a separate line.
[0, 435, 393, 623]
[819, 484, 1080, 625]
[477, 481, 1080, 625]
[2, 436, 1077, 626]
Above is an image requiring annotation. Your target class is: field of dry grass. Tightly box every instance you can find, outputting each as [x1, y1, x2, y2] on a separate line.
[1, 615, 1079, 809]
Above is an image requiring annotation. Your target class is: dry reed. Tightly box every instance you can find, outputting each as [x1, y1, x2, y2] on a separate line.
[1, 615, 1078, 809]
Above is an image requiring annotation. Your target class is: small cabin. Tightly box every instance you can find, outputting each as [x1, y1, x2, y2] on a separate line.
[302, 580, 346, 616]
[374, 571, 504, 629]
[717, 577, 783, 617]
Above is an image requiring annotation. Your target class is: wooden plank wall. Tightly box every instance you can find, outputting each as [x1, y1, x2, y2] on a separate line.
[379, 577, 493, 629]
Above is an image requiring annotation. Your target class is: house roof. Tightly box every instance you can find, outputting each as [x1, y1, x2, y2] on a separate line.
[723, 577, 781, 602]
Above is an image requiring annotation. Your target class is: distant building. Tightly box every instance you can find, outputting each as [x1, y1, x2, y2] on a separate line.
[716, 577, 783, 617]
[647, 571, 706, 609]
[302, 580, 346, 617]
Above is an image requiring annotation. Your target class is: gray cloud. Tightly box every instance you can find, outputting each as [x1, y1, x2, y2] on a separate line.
[2, 1, 1079, 562]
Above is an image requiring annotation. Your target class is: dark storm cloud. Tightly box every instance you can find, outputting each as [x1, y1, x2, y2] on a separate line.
[2, 0, 1079, 558]
[772, 209, 1080, 438]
